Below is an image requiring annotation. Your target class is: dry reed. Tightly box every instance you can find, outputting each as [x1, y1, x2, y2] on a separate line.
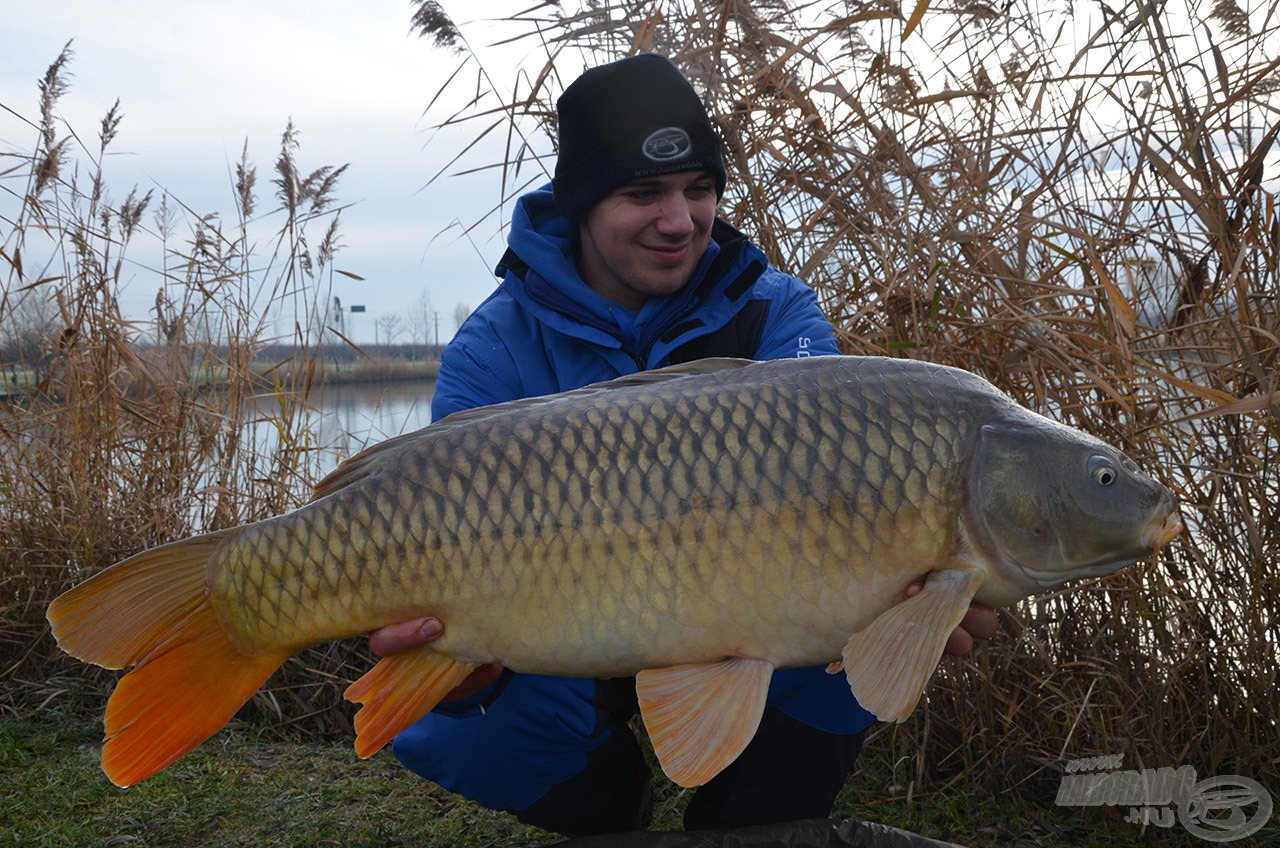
[0, 46, 367, 735]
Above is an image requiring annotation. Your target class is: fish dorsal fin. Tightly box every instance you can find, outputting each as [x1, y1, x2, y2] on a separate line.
[841, 567, 985, 722]
[574, 357, 757, 390]
[309, 429, 427, 502]
[310, 358, 760, 502]
[636, 656, 774, 787]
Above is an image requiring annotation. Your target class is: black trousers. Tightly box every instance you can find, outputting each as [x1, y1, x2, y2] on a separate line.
[513, 677, 865, 836]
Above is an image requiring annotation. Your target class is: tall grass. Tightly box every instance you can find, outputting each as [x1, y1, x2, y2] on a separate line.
[0, 46, 363, 731]
[412, 0, 1279, 799]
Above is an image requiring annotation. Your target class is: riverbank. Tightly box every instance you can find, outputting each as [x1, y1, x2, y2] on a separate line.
[0, 356, 440, 400]
[259, 356, 441, 386]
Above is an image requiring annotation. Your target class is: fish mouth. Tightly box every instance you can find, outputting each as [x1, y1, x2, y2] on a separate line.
[1143, 511, 1183, 551]
[1012, 509, 1181, 590]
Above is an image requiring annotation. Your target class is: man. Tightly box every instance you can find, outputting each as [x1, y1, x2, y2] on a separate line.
[370, 54, 997, 835]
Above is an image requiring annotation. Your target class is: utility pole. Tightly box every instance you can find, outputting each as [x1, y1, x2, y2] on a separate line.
[328, 297, 343, 369]
[433, 311, 440, 348]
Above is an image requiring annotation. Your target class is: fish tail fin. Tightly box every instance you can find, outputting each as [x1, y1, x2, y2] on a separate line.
[47, 530, 290, 787]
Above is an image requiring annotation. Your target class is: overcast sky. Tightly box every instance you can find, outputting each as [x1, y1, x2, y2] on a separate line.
[0, 1, 542, 345]
[5, 3, 1275, 348]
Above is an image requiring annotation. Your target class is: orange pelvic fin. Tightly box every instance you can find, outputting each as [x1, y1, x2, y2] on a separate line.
[841, 567, 985, 722]
[345, 647, 478, 758]
[636, 656, 773, 787]
[47, 529, 289, 787]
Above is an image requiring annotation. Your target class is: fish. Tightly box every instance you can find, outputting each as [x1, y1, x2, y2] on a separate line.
[47, 356, 1182, 789]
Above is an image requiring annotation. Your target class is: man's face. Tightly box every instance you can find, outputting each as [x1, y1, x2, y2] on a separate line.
[577, 170, 718, 311]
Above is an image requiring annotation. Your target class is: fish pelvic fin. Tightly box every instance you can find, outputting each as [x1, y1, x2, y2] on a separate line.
[345, 647, 479, 759]
[842, 567, 986, 722]
[636, 657, 773, 788]
[46, 529, 290, 787]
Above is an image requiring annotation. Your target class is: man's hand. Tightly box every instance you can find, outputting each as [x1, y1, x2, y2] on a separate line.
[903, 579, 999, 657]
[369, 618, 504, 703]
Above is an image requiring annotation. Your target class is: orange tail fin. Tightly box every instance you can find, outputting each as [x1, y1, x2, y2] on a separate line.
[47, 530, 290, 787]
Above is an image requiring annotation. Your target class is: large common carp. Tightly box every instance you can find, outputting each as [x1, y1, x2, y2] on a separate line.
[48, 356, 1181, 789]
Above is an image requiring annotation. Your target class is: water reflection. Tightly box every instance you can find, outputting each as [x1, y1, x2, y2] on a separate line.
[307, 379, 436, 476]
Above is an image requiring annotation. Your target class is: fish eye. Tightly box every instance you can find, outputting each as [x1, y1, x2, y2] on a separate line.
[1092, 464, 1117, 486]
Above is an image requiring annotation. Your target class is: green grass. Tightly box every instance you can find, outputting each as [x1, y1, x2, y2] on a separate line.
[0, 715, 550, 847]
[5, 714, 1274, 847]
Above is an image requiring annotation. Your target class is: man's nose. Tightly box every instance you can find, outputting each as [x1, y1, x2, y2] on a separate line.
[653, 194, 695, 236]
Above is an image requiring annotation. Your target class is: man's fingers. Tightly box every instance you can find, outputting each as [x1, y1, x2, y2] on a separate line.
[960, 604, 999, 641]
[944, 627, 974, 657]
[369, 617, 444, 657]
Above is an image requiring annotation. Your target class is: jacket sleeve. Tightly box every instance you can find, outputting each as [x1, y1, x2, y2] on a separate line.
[752, 274, 841, 361]
[430, 336, 524, 421]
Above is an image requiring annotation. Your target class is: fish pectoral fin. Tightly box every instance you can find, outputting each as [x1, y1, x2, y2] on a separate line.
[636, 656, 773, 788]
[345, 647, 478, 758]
[842, 567, 986, 722]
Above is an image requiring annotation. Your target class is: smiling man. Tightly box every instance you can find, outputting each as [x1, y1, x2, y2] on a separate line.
[370, 54, 995, 836]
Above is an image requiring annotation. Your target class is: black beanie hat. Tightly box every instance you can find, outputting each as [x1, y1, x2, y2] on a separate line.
[552, 54, 728, 222]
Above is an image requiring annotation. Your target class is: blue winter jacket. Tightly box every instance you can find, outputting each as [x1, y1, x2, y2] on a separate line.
[431, 184, 841, 419]
[421, 185, 874, 738]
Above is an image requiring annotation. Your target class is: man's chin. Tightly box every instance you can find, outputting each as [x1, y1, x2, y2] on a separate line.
[634, 272, 695, 299]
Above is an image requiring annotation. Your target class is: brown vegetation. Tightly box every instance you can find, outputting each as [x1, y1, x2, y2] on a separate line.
[0, 46, 361, 734]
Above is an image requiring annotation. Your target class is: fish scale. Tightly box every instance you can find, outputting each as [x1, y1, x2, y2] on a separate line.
[48, 355, 1180, 788]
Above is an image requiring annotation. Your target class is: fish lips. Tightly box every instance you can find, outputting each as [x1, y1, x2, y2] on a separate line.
[1143, 510, 1184, 551]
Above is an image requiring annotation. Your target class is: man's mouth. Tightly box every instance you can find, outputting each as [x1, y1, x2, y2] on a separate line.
[643, 243, 691, 264]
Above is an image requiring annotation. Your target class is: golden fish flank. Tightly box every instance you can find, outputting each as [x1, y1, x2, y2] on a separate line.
[47, 356, 1181, 789]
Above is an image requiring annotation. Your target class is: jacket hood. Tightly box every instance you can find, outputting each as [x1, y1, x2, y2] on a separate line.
[497, 183, 729, 355]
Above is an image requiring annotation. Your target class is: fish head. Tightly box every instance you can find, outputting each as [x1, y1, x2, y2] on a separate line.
[965, 420, 1181, 603]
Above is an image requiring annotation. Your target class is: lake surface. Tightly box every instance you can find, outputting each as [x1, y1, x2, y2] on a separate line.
[304, 379, 436, 477]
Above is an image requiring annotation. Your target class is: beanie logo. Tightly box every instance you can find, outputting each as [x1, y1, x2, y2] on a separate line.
[642, 127, 693, 162]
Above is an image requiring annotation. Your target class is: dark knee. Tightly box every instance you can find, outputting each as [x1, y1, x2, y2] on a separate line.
[512, 727, 652, 836]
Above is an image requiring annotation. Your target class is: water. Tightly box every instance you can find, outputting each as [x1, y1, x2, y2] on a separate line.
[303, 379, 436, 477]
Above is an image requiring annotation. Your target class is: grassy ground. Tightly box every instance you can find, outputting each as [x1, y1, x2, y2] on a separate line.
[4, 714, 1272, 847]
